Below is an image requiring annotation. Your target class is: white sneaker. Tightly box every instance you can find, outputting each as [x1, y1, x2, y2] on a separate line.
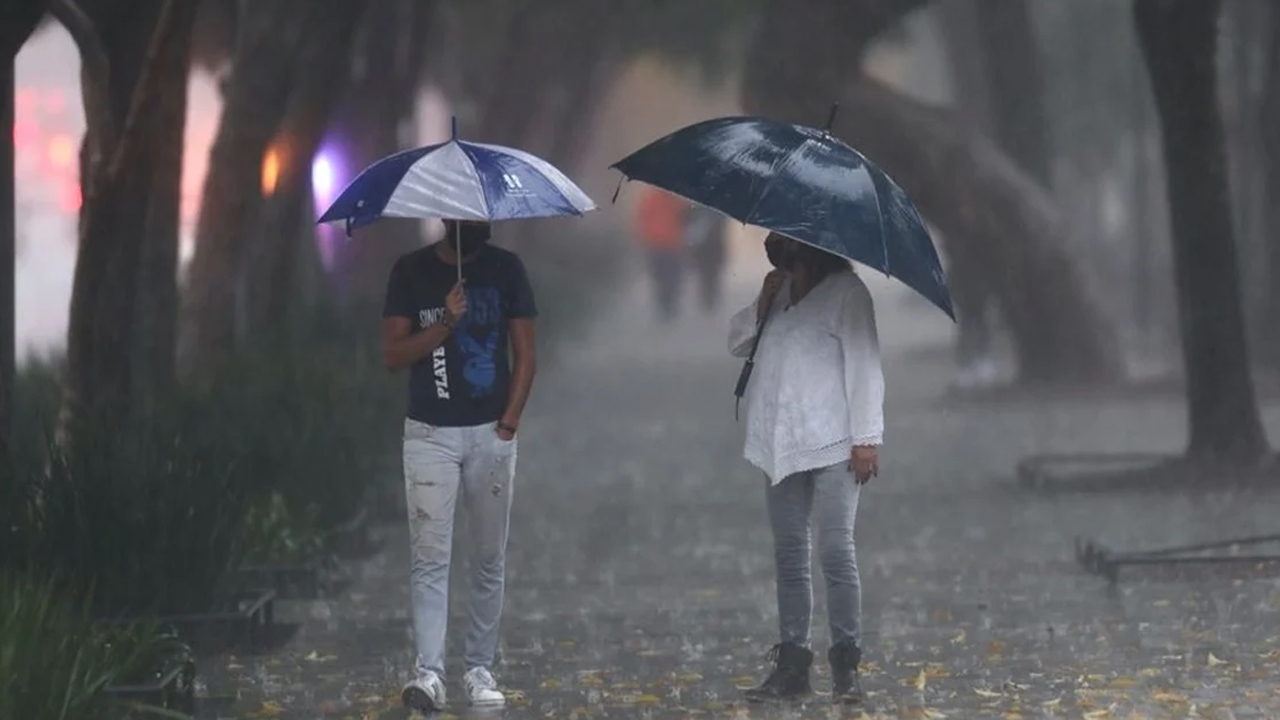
[463, 666, 506, 707]
[402, 671, 447, 713]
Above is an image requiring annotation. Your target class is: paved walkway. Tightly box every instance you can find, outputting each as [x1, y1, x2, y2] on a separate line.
[199, 273, 1280, 719]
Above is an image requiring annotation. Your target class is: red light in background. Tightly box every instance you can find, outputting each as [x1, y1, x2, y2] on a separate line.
[13, 121, 37, 148]
[58, 182, 82, 214]
[15, 88, 35, 114]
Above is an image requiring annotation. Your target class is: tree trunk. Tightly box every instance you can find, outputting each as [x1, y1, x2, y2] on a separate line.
[328, 0, 427, 318]
[181, 0, 352, 374]
[245, 1, 367, 339]
[742, 0, 1124, 384]
[1, 1, 46, 489]
[65, 0, 187, 424]
[131, 1, 197, 409]
[971, 0, 1053, 187]
[1135, 0, 1270, 463]
[937, 0, 999, 371]
[1261, 3, 1280, 368]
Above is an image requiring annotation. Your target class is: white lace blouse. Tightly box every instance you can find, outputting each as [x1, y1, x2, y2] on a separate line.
[728, 270, 885, 485]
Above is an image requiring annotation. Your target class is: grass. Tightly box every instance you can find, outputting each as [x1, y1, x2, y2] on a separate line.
[0, 571, 189, 720]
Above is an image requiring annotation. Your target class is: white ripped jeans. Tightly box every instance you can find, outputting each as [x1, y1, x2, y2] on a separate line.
[402, 419, 517, 678]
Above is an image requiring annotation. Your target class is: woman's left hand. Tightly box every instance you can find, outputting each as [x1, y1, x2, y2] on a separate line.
[850, 445, 878, 484]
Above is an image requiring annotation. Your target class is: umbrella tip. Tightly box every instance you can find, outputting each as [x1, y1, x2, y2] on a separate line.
[451, 116, 458, 140]
[824, 103, 839, 132]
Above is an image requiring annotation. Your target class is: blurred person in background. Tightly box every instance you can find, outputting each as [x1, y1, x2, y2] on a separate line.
[728, 232, 884, 705]
[635, 185, 690, 323]
[382, 219, 538, 712]
[685, 202, 728, 314]
[945, 240, 999, 390]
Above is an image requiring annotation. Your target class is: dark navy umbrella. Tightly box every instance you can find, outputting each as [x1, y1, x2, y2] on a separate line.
[610, 112, 954, 319]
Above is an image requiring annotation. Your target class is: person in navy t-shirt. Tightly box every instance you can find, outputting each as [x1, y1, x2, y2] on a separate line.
[381, 219, 537, 711]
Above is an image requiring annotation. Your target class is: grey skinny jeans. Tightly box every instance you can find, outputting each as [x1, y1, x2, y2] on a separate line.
[766, 461, 862, 648]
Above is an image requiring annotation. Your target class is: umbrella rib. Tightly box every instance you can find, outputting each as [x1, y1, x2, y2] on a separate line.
[741, 135, 812, 232]
[870, 170, 889, 276]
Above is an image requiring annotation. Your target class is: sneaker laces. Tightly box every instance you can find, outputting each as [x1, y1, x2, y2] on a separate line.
[764, 644, 782, 666]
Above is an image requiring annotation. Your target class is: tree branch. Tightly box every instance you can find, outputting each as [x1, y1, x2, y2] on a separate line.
[835, 74, 1124, 381]
[46, 0, 114, 190]
[105, 0, 177, 182]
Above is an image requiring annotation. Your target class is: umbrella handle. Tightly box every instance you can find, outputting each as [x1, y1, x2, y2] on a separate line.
[455, 220, 463, 284]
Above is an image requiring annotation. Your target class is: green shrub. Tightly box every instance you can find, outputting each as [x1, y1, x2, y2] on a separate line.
[6, 329, 402, 615]
[0, 571, 188, 720]
[203, 334, 401, 534]
[241, 491, 328, 566]
[17, 396, 253, 617]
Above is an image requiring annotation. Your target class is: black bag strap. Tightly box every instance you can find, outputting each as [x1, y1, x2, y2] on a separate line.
[733, 297, 775, 421]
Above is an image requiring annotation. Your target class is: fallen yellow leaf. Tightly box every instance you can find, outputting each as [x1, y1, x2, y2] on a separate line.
[635, 694, 662, 704]
[951, 630, 967, 644]
[1083, 709, 1112, 720]
[914, 669, 927, 691]
[248, 701, 284, 718]
[540, 677, 563, 689]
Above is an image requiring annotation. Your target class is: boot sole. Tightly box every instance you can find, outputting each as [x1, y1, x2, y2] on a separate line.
[744, 689, 812, 704]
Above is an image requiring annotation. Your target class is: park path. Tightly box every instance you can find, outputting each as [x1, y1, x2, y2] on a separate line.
[200, 269, 1280, 719]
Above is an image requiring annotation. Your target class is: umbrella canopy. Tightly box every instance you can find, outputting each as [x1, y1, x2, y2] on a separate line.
[317, 120, 596, 233]
[610, 115, 953, 320]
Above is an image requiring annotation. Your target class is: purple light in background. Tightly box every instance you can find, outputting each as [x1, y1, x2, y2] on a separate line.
[312, 152, 336, 204]
[312, 144, 345, 273]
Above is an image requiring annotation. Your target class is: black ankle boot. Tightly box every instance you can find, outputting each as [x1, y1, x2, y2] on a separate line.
[744, 642, 813, 702]
[828, 641, 864, 703]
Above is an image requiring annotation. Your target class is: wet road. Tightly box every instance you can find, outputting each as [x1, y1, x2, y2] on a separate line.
[202, 274, 1280, 719]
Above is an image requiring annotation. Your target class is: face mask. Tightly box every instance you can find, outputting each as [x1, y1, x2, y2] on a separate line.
[764, 236, 795, 270]
[453, 223, 492, 256]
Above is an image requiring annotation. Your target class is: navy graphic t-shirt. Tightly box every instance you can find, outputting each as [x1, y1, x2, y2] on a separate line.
[383, 244, 537, 427]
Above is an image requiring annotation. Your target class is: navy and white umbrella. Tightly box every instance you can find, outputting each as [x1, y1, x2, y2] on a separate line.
[318, 119, 596, 279]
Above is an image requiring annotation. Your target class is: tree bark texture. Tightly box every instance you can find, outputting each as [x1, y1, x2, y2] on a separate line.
[182, 0, 364, 374]
[64, 0, 189, 425]
[1135, 0, 1270, 463]
[741, 0, 1124, 384]
[1261, 3, 1280, 367]
[327, 0, 428, 318]
[131, 0, 198, 408]
[245, 0, 368, 339]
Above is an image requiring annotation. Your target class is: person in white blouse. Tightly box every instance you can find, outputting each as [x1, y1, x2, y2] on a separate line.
[728, 232, 884, 705]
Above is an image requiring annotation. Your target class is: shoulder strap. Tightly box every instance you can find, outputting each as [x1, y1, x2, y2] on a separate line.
[733, 297, 775, 421]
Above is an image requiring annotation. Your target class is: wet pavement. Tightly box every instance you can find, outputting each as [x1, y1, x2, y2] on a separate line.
[199, 274, 1280, 719]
